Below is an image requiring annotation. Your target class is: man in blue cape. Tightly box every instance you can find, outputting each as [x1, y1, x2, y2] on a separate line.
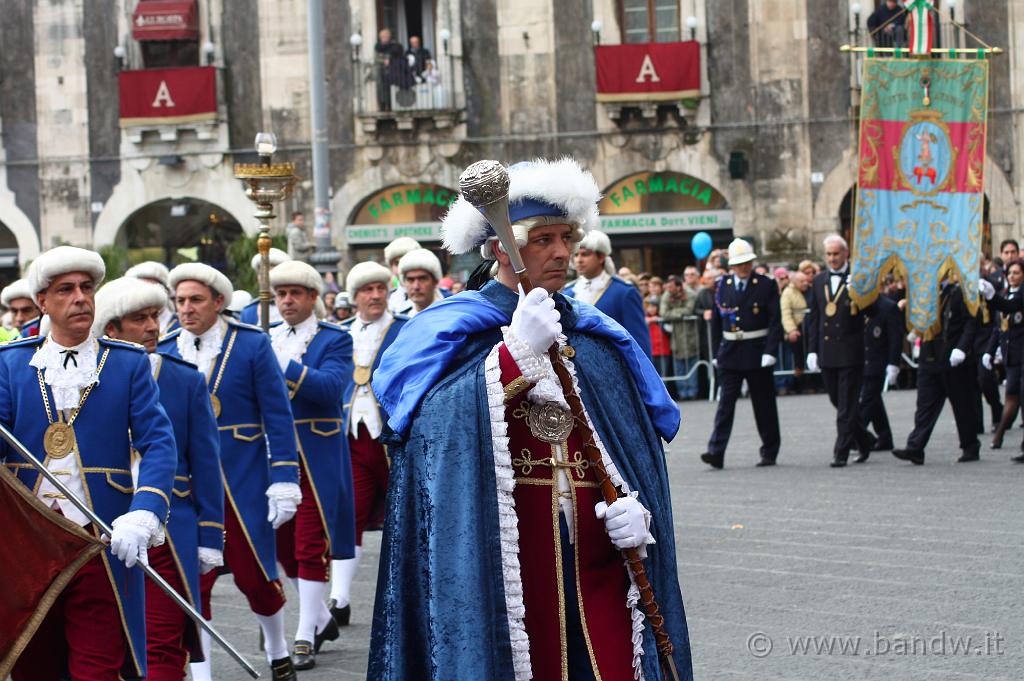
[370, 158, 692, 681]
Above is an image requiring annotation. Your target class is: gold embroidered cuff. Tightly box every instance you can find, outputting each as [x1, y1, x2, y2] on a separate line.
[503, 376, 531, 403]
[198, 521, 225, 529]
[136, 485, 170, 507]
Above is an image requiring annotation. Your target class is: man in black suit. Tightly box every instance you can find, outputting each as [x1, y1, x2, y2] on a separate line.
[893, 279, 981, 464]
[805, 235, 876, 467]
[701, 238, 782, 469]
[858, 289, 904, 460]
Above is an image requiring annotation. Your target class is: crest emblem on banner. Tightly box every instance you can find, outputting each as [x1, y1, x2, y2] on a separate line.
[849, 57, 989, 339]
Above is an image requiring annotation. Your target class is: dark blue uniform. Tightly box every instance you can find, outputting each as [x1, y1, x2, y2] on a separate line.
[858, 295, 903, 450]
[986, 286, 1024, 451]
[974, 273, 1004, 434]
[704, 273, 782, 465]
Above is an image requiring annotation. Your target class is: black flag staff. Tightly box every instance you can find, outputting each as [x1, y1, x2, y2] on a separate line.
[459, 160, 682, 681]
[0, 423, 261, 679]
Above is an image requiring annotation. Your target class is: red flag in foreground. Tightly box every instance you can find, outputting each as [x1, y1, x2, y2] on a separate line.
[0, 466, 104, 677]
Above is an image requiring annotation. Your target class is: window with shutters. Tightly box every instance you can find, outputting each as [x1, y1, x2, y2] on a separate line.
[619, 0, 681, 44]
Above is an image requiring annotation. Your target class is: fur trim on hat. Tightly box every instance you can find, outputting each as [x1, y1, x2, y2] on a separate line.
[1, 278, 34, 307]
[227, 290, 253, 313]
[27, 246, 106, 294]
[398, 248, 443, 282]
[346, 262, 392, 299]
[250, 248, 290, 272]
[168, 263, 233, 308]
[93, 278, 169, 337]
[579, 230, 616, 274]
[270, 260, 324, 295]
[442, 157, 601, 255]
[124, 261, 170, 289]
[384, 237, 421, 265]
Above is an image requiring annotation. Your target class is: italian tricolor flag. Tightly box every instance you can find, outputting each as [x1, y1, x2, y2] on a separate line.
[907, 0, 936, 55]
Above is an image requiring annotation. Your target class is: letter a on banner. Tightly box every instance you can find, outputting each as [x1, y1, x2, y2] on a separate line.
[634, 54, 661, 83]
[152, 80, 176, 108]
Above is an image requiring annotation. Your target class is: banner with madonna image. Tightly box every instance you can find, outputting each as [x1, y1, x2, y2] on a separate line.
[849, 58, 988, 339]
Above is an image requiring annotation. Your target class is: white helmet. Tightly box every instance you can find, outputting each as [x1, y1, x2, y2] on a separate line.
[727, 238, 756, 266]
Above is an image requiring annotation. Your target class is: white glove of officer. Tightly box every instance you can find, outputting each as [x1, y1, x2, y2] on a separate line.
[266, 482, 302, 529]
[198, 547, 224, 575]
[509, 286, 560, 358]
[806, 353, 819, 373]
[885, 364, 900, 387]
[995, 347, 1004, 365]
[760, 354, 776, 368]
[595, 492, 654, 553]
[949, 348, 966, 367]
[979, 278, 995, 301]
[982, 353, 993, 371]
[109, 510, 162, 568]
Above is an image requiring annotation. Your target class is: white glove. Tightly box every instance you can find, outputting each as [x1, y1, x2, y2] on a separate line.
[949, 348, 966, 367]
[885, 364, 899, 387]
[266, 482, 302, 529]
[806, 353, 819, 373]
[995, 347, 1003, 365]
[760, 354, 776, 368]
[595, 492, 653, 551]
[982, 353, 993, 371]
[108, 510, 162, 568]
[979, 278, 995, 301]
[509, 286, 560, 358]
[711, 358, 718, 368]
[198, 547, 224, 575]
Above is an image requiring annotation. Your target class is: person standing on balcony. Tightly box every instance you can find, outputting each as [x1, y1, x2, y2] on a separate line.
[374, 28, 406, 112]
[867, 0, 908, 48]
[405, 35, 432, 79]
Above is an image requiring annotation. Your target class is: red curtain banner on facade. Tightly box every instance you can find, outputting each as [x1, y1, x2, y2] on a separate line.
[0, 467, 104, 677]
[132, 0, 198, 41]
[595, 41, 701, 102]
[119, 66, 217, 126]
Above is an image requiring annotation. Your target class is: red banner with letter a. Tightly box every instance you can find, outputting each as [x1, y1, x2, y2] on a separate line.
[119, 65, 217, 126]
[0, 466, 104, 677]
[595, 41, 700, 102]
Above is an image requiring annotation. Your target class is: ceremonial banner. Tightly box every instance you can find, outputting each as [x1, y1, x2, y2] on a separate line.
[0, 467, 104, 677]
[595, 42, 700, 102]
[119, 65, 217, 126]
[850, 58, 989, 337]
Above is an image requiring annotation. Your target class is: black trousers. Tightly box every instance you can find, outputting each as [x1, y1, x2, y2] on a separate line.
[975, 357, 1003, 432]
[822, 366, 874, 459]
[859, 373, 893, 446]
[906, 366, 980, 455]
[708, 366, 780, 460]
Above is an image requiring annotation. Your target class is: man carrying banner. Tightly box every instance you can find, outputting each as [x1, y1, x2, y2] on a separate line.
[268, 260, 354, 669]
[1, 278, 42, 337]
[159, 263, 302, 681]
[858, 286, 903, 456]
[328, 261, 407, 627]
[93, 277, 224, 681]
[0, 246, 177, 681]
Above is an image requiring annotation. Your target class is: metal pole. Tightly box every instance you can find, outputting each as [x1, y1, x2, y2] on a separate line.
[0, 423, 260, 679]
[307, 0, 332, 253]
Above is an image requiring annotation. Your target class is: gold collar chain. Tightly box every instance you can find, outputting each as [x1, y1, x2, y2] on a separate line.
[36, 347, 111, 459]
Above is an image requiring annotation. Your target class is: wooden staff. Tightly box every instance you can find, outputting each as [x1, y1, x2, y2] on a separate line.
[459, 160, 681, 681]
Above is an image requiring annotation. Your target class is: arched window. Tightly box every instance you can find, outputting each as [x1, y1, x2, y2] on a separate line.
[619, 0, 680, 44]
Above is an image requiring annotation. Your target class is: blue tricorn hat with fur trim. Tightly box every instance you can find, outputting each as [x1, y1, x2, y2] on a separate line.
[441, 157, 601, 255]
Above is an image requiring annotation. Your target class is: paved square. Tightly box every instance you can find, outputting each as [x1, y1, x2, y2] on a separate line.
[203, 389, 1023, 680]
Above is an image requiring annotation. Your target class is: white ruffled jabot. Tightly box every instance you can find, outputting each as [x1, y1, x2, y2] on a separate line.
[29, 334, 100, 412]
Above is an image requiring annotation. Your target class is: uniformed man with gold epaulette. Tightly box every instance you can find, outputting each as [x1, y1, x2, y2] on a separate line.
[701, 238, 782, 469]
[328, 261, 408, 626]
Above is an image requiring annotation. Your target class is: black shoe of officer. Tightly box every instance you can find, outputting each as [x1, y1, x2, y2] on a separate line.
[700, 452, 724, 469]
[1011, 452, 1024, 463]
[853, 451, 870, 464]
[892, 448, 925, 465]
[292, 641, 316, 671]
[830, 454, 848, 468]
[328, 598, 351, 627]
[956, 449, 980, 463]
[755, 457, 776, 467]
[270, 656, 298, 681]
[871, 438, 894, 452]
[314, 616, 340, 652]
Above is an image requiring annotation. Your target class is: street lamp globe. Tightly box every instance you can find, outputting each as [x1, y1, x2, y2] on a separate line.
[349, 33, 363, 47]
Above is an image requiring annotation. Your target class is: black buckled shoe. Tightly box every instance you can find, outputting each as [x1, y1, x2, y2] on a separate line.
[270, 656, 298, 681]
[314, 616, 340, 652]
[328, 598, 351, 627]
[292, 641, 315, 671]
[892, 448, 925, 465]
[700, 452, 724, 469]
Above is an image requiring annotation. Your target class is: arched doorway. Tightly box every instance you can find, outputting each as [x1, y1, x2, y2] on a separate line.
[599, 171, 733, 275]
[116, 198, 244, 272]
[0, 220, 21, 287]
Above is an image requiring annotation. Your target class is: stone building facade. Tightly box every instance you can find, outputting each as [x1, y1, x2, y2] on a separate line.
[0, 0, 1021, 282]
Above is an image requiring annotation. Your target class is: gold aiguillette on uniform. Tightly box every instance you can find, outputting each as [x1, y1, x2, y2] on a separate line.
[44, 421, 77, 459]
[353, 365, 372, 386]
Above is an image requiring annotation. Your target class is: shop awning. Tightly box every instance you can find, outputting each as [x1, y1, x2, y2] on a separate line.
[132, 0, 198, 42]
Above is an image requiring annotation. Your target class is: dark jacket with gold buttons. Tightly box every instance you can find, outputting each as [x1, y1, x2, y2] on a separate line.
[806, 269, 870, 369]
[918, 284, 977, 373]
[710, 274, 782, 372]
[862, 295, 903, 377]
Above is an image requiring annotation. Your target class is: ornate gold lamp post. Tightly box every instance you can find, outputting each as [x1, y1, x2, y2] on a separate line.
[234, 132, 299, 331]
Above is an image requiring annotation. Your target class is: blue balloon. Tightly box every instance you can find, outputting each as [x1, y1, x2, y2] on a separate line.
[691, 231, 712, 259]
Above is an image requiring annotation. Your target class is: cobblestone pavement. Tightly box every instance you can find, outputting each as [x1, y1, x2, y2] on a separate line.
[203, 389, 1024, 680]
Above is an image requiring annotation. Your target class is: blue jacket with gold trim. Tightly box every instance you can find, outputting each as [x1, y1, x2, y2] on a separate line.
[0, 335, 176, 680]
[338, 315, 408, 422]
[153, 352, 224, 659]
[158, 317, 298, 579]
[564, 275, 652, 356]
[274, 320, 355, 560]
